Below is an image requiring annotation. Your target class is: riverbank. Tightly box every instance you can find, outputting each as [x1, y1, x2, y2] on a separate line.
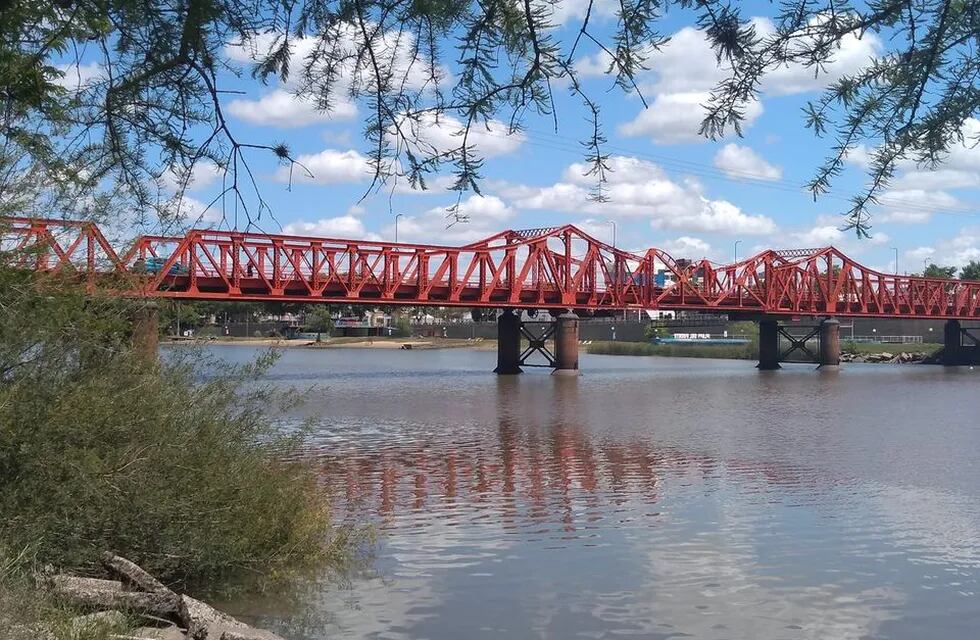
[587, 340, 945, 363]
[166, 336, 496, 350]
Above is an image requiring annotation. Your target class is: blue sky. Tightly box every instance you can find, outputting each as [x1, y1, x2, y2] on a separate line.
[63, 1, 980, 273]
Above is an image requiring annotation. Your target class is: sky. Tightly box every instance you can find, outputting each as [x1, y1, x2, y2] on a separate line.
[58, 1, 980, 274]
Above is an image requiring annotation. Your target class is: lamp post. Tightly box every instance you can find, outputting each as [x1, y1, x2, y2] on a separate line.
[923, 258, 929, 275]
[395, 213, 404, 243]
[607, 220, 617, 248]
[892, 247, 899, 275]
[734, 239, 742, 263]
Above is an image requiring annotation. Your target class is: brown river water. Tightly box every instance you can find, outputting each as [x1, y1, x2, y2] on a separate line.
[190, 345, 980, 639]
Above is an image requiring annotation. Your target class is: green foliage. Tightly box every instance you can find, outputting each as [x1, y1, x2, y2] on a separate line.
[0, 269, 339, 588]
[922, 263, 957, 278]
[391, 316, 412, 338]
[960, 260, 980, 281]
[304, 306, 335, 341]
[587, 340, 757, 360]
[643, 324, 668, 341]
[4, 0, 972, 227]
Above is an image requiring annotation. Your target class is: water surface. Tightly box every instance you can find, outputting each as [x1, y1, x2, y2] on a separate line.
[197, 345, 980, 639]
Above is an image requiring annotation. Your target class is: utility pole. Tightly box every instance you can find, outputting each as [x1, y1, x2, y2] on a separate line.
[734, 239, 742, 263]
[395, 213, 404, 243]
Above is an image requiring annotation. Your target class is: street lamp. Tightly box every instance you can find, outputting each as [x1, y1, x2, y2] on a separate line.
[892, 247, 899, 275]
[734, 239, 742, 263]
[607, 220, 617, 248]
[395, 213, 404, 243]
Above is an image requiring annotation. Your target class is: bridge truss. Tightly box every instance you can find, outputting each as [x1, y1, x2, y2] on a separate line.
[4, 216, 980, 319]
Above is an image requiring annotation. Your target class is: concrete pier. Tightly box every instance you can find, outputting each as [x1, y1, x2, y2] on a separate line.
[494, 310, 522, 374]
[553, 312, 580, 375]
[941, 319, 980, 365]
[819, 317, 840, 367]
[757, 320, 781, 370]
[131, 303, 159, 364]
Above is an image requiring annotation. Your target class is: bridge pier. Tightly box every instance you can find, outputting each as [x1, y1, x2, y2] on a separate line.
[819, 317, 841, 367]
[553, 312, 580, 376]
[494, 309, 523, 374]
[757, 320, 781, 370]
[131, 303, 159, 364]
[942, 319, 980, 365]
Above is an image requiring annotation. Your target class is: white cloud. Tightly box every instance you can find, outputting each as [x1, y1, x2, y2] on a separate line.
[619, 92, 763, 144]
[52, 62, 103, 90]
[537, 0, 617, 25]
[662, 236, 713, 259]
[752, 17, 881, 96]
[506, 156, 776, 235]
[282, 215, 380, 240]
[158, 196, 222, 226]
[713, 144, 782, 181]
[160, 161, 224, 192]
[385, 195, 515, 243]
[225, 26, 447, 128]
[793, 224, 844, 246]
[393, 112, 525, 159]
[275, 148, 372, 185]
[227, 88, 357, 127]
[610, 19, 879, 144]
[877, 189, 962, 224]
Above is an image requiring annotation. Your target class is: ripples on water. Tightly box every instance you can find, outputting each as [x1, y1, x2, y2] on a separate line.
[192, 345, 980, 640]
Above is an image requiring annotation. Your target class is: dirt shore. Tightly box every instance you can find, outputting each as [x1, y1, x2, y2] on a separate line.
[164, 336, 494, 350]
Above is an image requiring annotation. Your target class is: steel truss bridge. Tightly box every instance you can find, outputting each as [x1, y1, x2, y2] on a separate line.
[5, 216, 980, 320]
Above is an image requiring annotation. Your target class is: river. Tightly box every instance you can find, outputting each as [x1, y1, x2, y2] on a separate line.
[195, 345, 980, 639]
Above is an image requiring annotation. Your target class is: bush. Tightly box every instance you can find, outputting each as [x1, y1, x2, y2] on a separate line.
[587, 340, 757, 359]
[0, 270, 341, 588]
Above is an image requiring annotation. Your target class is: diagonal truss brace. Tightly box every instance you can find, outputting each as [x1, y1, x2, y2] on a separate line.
[519, 321, 557, 368]
[779, 325, 820, 363]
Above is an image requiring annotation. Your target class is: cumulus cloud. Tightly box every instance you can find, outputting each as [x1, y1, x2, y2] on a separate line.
[52, 62, 103, 90]
[504, 156, 776, 235]
[393, 112, 525, 159]
[228, 88, 356, 127]
[902, 227, 980, 269]
[752, 17, 881, 96]
[848, 119, 980, 202]
[662, 236, 713, 260]
[619, 93, 763, 145]
[160, 161, 224, 192]
[274, 148, 372, 185]
[224, 25, 447, 128]
[282, 215, 380, 239]
[713, 144, 782, 181]
[606, 19, 879, 144]
[877, 189, 962, 224]
[384, 195, 516, 243]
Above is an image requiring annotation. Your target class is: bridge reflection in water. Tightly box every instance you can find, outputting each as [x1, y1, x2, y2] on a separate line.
[215, 347, 980, 640]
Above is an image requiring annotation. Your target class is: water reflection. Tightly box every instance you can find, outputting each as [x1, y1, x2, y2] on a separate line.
[203, 346, 980, 640]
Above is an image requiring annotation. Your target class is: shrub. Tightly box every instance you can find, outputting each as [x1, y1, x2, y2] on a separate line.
[0, 269, 341, 588]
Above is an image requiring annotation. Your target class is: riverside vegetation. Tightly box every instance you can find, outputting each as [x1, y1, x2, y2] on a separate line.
[0, 268, 356, 639]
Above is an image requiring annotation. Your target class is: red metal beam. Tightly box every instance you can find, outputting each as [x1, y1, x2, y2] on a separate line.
[5, 216, 980, 319]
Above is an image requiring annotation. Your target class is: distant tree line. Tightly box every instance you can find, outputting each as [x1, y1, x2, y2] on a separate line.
[919, 261, 980, 280]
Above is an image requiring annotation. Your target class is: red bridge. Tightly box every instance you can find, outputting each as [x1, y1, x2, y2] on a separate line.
[5, 216, 980, 371]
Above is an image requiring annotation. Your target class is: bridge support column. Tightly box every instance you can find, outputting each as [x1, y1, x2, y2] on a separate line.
[494, 310, 522, 375]
[819, 317, 840, 367]
[941, 319, 980, 365]
[757, 320, 781, 370]
[131, 303, 159, 365]
[553, 312, 579, 376]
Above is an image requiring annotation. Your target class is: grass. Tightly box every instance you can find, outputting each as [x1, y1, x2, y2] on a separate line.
[586, 340, 757, 360]
[841, 341, 943, 354]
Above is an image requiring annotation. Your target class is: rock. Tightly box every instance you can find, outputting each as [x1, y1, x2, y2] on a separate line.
[50, 575, 179, 617]
[101, 553, 173, 595]
[112, 626, 188, 640]
[179, 595, 248, 640]
[219, 629, 287, 640]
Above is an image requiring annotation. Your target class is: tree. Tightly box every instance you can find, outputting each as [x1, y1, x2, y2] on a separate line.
[961, 261, 980, 281]
[305, 305, 335, 342]
[3, 1, 976, 231]
[922, 263, 957, 278]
